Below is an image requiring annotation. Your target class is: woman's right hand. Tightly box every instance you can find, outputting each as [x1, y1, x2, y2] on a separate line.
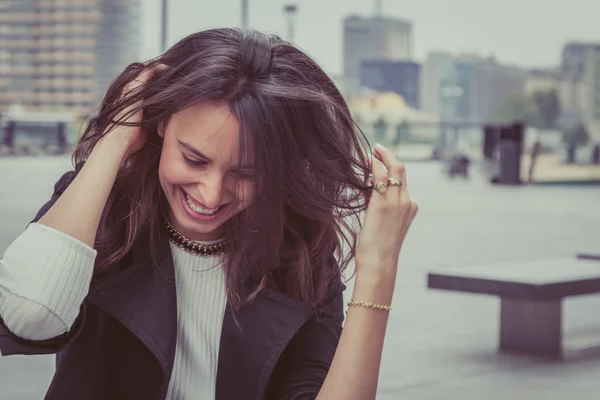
[101, 63, 168, 156]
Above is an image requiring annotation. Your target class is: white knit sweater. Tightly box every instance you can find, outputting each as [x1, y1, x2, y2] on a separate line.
[0, 223, 227, 400]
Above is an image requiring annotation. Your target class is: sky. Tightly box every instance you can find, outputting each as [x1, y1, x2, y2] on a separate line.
[141, 0, 600, 75]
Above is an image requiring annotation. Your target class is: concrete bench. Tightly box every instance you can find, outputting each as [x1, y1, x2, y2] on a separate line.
[578, 253, 600, 261]
[427, 257, 600, 358]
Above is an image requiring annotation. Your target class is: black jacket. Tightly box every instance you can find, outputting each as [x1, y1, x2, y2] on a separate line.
[0, 171, 345, 400]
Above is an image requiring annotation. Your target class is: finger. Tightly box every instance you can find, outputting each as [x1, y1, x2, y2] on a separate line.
[154, 63, 169, 73]
[141, 64, 169, 83]
[371, 155, 388, 194]
[123, 64, 168, 95]
[374, 143, 406, 188]
[373, 143, 394, 169]
[129, 69, 154, 90]
[144, 63, 169, 79]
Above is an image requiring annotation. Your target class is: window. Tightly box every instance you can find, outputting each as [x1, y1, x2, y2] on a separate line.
[10, 76, 33, 91]
[10, 0, 36, 12]
[11, 51, 32, 66]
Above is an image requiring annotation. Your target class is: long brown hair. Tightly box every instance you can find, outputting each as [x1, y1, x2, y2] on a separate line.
[73, 28, 372, 312]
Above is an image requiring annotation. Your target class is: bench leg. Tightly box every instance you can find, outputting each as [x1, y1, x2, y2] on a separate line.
[499, 298, 562, 358]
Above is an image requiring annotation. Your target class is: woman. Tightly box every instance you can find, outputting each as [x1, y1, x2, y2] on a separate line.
[0, 29, 417, 399]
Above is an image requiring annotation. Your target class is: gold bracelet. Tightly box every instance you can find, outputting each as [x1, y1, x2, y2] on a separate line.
[347, 300, 392, 311]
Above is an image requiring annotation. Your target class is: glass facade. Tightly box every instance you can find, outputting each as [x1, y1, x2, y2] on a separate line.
[360, 60, 420, 108]
[344, 16, 413, 97]
[438, 61, 478, 121]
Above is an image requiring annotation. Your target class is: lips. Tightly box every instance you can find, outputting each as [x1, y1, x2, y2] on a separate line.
[179, 188, 228, 222]
[184, 191, 220, 213]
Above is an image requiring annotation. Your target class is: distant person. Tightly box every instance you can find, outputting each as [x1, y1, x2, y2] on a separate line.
[592, 143, 600, 164]
[447, 153, 470, 179]
[0, 29, 418, 399]
[528, 135, 542, 184]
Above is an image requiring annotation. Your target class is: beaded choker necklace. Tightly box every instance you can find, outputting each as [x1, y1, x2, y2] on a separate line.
[163, 216, 228, 257]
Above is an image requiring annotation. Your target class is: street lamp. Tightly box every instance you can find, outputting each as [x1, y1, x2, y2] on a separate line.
[241, 0, 249, 29]
[283, 4, 298, 43]
[161, 0, 168, 52]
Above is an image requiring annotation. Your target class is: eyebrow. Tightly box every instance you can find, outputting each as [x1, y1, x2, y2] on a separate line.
[177, 139, 255, 169]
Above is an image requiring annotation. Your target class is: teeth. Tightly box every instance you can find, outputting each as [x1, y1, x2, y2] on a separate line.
[185, 193, 220, 215]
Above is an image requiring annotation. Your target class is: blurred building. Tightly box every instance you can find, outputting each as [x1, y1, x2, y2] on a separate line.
[524, 68, 587, 119]
[561, 42, 600, 112]
[360, 60, 420, 108]
[349, 91, 438, 144]
[421, 52, 525, 123]
[563, 42, 597, 82]
[343, 14, 412, 97]
[420, 53, 479, 122]
[96, 0, 141, 103]
[420, 52, 453, 119]
[0, 0, 141, 115]
[525, 68, 563, 94]
[585, 45, 600, 140]
[441, 59, 478, 121]
[475, 57, 526, 122]
[524, 68, 568, 104]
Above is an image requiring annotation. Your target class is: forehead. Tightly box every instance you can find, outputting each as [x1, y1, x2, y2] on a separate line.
[168, 102, 254, 163]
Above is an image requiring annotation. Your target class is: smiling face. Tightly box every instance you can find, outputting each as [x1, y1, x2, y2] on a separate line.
[158, 102, 255, 241]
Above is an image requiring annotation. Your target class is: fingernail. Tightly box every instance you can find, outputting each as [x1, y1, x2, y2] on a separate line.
[375, 143, 385, 149]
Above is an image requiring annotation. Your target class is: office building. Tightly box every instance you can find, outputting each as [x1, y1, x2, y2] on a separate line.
[475, 58, 526, 123]
[360, 60, 420, 108]
[420, 53, 479, 122]
[563, 42, 599, 81]
[524, 68, 586, 118]
[561, 42, 600, 112]
[343, 15, 412, 96]
[96, 0, 141, 103]
[0, 0, 141, 114]
[440, 59, 478, 121]
[420, 52, 453, 118]
[421, 52, 525, 123]
[586, 46, 600, 140]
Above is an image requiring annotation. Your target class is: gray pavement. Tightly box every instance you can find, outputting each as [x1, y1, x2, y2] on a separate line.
[1, 155, 600, 399]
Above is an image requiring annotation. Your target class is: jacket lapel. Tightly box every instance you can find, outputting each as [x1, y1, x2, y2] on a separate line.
[216, 286, 313, 400]
[87, 236, 178, 397]
[83, 234, 315, 400]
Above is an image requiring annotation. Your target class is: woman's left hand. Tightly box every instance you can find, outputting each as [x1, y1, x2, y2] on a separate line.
[355, 143, 418, 278]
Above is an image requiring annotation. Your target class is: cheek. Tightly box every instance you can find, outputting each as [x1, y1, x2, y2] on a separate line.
[159, 151, 188, 188]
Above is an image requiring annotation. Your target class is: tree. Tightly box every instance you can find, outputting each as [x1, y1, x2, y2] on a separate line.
[563, 123, 590, 146]
[562, 123, 590, 164]
[494, 93, 540, 126]
[373, 117, 387, 141]
[393, 122, 410, 145]
[533, 89, 561, 129]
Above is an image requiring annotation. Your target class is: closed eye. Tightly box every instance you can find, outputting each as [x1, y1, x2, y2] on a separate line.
[182, 155, 207, 168]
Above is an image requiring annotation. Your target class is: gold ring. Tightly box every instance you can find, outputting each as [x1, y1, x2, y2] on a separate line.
[388, 178, 403, 187]
[374, 181, 388, 194]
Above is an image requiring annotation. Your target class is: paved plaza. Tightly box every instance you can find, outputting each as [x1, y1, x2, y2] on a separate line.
[1, 155, 599, 399]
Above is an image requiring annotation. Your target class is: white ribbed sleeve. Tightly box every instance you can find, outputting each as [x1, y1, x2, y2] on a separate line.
[0, 223, 96, 340]
[1, 224, 228, 398]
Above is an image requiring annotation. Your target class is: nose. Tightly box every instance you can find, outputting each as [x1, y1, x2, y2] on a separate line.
[196, 173, 226, 210]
